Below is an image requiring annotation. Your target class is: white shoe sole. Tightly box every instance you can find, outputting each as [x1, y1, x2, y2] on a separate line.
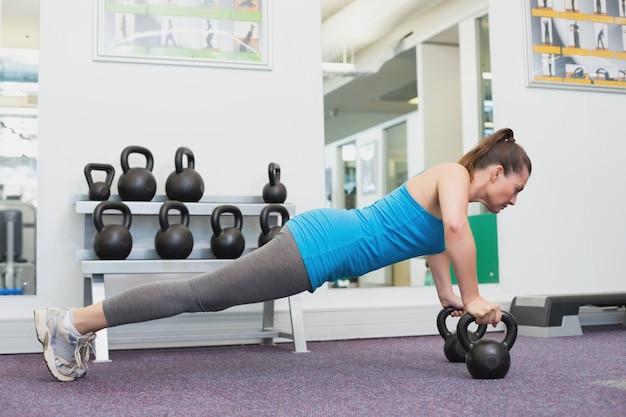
[34, 309, 75, 382]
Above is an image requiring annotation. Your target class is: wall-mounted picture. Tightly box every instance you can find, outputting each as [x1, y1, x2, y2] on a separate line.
[524, 0, 626, 92]
[94, 0, 270, 70]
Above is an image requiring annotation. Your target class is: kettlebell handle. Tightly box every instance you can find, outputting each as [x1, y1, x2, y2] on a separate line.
[456, 311, 518, 352]
[159, 201, 190, 231]
[84, 163, 115, 188]
[259, 204, 290, 235]
[174, 146, 195, 173]
[93, 201, 132, 232]
[268, 162, 281, 186]
[211, 205, 243, 234]
[120, 145, 154, 173]
[436, 307, 487, 340]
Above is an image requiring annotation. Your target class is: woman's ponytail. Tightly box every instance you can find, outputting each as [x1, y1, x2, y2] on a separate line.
[458, 128, 531, 179]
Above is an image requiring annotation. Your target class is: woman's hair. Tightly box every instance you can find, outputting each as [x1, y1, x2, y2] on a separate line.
[458, 128, 532, 179]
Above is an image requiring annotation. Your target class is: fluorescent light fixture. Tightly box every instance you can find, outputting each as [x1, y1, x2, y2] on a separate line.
[408, 97, 419, 105]
[341, 144, 357, 162]
[322, 62, 355, 73]
[482, 72, 492, 80]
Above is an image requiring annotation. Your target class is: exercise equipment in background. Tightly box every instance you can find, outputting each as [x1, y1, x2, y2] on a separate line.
[154, 201, 194, 259]
[262, 162, 287, 203]
[210, 205, 245, 259]
[92, 201, 133, 260]
[510, 292, 626, 337]
[0, 210, 23, 293]
[258, 204, 290, 247]
[165, 147, 205, 202]
[0, 210, 22, 263]
[117, 146, 157, 201]
[84, 163, 115, 201]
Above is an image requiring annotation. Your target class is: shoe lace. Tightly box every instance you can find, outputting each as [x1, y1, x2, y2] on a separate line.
[73, 333, 96, 370]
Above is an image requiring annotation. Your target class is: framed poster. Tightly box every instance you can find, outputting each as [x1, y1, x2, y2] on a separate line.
[94, 0, 270, 70]
[523, 0, 626, 92]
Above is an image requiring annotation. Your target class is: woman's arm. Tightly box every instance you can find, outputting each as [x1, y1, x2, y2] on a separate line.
[425, 252, 463, 313]
[436, 164, 501, 326]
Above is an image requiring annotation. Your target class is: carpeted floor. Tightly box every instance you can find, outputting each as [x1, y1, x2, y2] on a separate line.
[0, 325, 624, 417]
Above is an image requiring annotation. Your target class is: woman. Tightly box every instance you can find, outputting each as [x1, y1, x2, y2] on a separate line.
[35, 127, 531, 382]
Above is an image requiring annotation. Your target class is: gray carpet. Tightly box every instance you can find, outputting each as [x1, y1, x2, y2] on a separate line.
[0, 324, 624, 416]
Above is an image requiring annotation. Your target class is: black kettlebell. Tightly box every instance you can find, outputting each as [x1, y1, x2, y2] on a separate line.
[84, 163, 115, 201]
[437, 307, 487, 363]
[210, 205, 245, 259]
[92, 201, 133, 260]
[262, 162, 287, 203]
[457, 311, 518, 379]
[165, 147, 205, 202]
[258, 204, 290, 247]
[154, 201, 194, 259]
[117, 146, 157, 201]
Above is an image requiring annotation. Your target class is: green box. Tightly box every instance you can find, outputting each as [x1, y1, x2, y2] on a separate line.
[450, 213, 499, 284]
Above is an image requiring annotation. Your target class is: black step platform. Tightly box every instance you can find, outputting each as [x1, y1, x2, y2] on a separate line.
[510, 292, 626, 337]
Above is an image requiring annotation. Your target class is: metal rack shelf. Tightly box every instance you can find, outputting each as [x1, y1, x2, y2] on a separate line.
[75, 198, 296, 217]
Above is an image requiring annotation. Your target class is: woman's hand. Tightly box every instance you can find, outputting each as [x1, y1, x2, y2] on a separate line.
[440, 293, 464, 317]
[464, 296, 502, 326]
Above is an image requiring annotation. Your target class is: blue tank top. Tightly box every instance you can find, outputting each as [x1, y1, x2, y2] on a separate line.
[286, 182, 445, 290]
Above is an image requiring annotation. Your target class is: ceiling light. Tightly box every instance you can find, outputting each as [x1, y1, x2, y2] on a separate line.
[408, 97, 419, 105]
[482, 72, 492, 80]
[341, 144, 357, 162]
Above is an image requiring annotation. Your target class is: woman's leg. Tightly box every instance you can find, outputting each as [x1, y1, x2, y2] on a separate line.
[36, 228, 311, 381]
[100, 227, 311, 328]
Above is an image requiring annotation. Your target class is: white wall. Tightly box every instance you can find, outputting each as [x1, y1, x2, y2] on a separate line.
[417, 43, 462, 167]
[489, 0, 624, 296]
[0, 0, 326, 353]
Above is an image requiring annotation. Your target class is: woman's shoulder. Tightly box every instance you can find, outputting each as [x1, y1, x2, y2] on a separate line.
[406, 163, 470, 219]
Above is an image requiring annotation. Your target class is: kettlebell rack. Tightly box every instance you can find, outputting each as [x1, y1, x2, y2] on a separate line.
[75, 195, 308, 362]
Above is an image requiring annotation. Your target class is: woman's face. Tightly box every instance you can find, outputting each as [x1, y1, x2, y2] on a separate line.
[484, 167, 530, 213]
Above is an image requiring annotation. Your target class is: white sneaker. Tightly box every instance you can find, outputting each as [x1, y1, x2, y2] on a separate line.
[34, 308, 96, 382]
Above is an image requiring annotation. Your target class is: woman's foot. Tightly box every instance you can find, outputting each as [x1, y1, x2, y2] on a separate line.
[34, 308, 96, 381]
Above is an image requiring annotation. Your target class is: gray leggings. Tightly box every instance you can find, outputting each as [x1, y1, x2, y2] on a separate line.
[102, 228, 312, 327]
